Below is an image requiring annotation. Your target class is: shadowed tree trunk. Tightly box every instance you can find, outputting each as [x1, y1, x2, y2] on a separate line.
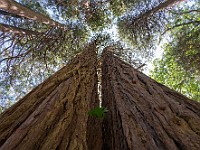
[0, 44, 102, 150]
[0, 9, 22, 18]
[0, 23, 42, 35]
[101, 48, 200, 150]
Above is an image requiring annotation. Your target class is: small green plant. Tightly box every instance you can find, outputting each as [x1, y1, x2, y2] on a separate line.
[88, 106, 109, 118]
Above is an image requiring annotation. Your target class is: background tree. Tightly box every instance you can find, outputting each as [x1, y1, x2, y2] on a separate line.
[0, 0, 89, 106]
[162, 1, 200, 74]
[150, 1, 200, 101]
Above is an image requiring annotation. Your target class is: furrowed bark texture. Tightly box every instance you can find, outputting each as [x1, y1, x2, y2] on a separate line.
[101, 49, 200, 150]
[0, 44, 102, 150]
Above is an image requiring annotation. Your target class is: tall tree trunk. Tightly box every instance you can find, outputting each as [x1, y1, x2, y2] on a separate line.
[0, 0, 65, 29]
[0, 43, 102, 150]
[101, 48, 200, 150]
[0, 23, 55, 40]
[0, 23, 41, 36]
[133, 0, 183, 22]
[0, 9, 22, 18]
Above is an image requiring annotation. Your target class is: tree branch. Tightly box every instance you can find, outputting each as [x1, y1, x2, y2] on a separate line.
[162, 21, 200, 35]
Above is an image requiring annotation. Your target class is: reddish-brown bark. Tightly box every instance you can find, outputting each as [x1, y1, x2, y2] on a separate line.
[0, 23, 41, 35]
[101, 48, 200, 150]
[133, 0, 183, 23]
[0, 44, 102, 150]
[1, 45, 200, 150]
[0, 0, 65, 28]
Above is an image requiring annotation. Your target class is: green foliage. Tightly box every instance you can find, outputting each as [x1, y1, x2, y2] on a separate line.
[20, 0, 49, 15]
[163, 6, 200, 74]
[85, 8, 110, 31]
[46, 0, 80, 19]
[88, 107, 108, 118]
[150, 1, 200, 102]
[110, 0, 126, 16]
[117, 0, 167, 57]
[150, 46, 200, 102]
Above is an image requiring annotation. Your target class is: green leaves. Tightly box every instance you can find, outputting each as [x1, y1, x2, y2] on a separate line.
[150, 2, 200, 102]
[150, 47, 200, 102]
[88, 107, 109, 119]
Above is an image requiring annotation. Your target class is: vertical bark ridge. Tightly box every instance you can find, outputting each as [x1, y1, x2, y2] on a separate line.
[0, 43, 102, 150]
[102, 48, 200, 150]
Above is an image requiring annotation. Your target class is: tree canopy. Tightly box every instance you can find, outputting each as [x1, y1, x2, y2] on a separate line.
[150, 45, 200, 101]
[0, 0, 199, 109]
[150, 1, 200, 101]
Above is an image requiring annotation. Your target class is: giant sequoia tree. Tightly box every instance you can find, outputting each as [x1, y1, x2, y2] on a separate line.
[0, 44, 200, 149]
[0, 0, 200, 149]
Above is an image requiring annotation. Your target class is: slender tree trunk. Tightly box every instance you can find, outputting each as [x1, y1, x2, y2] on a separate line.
[0, 9, 22, 18]
[134, 0, 183, 22]
[0, 0, 65, 28]
[0, 23, 55, 40]
[101, 48, 200, 150]
[0, 23, 41, 36]
[0, 44, 102, 150]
